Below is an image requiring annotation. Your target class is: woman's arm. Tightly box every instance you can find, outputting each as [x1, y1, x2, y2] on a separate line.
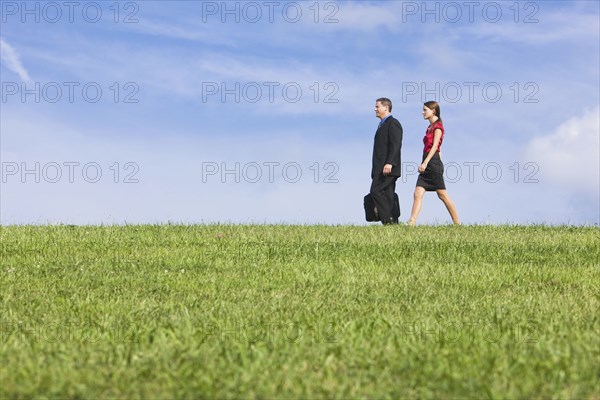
[419, 128, 442, 173]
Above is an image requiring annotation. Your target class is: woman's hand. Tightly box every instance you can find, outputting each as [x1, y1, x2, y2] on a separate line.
[418, 162, 428, 173]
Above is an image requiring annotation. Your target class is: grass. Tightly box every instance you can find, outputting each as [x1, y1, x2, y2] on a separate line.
[1, 224, 599, 398]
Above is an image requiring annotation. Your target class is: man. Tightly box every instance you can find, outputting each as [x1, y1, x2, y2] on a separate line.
[371, 97, 403, 225]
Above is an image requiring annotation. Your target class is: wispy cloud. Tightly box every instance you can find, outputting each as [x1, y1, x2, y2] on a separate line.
[0, 38, 32, 83]
[126, 17, 237, 46]
[527, 106, 600, 197]
[460, 7, 599, 45]
[329, 2, 400, 32]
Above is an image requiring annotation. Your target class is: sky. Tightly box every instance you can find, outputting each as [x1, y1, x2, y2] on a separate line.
[1, 0, 599, 225]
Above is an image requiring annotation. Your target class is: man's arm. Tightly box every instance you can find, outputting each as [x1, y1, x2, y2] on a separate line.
[383, 119, 403, 174]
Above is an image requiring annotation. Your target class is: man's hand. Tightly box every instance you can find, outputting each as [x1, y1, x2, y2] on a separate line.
[383, 164, 393, 175]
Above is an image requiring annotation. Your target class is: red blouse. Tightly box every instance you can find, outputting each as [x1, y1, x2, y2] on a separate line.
[423, 121, 444, 153]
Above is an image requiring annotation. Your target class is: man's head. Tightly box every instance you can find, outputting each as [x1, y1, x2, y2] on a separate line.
[375, 98, 392, 120]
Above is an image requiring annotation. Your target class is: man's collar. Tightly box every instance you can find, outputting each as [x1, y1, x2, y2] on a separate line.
[379, 114, 392, 124]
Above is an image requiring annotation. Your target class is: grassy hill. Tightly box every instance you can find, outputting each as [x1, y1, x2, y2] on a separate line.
[1, 225, 599, 398]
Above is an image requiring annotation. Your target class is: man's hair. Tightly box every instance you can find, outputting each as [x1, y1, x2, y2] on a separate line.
[376, 97, 392, 112]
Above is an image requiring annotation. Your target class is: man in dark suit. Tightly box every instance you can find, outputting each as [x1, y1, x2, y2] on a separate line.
[371, 97, 403, 225]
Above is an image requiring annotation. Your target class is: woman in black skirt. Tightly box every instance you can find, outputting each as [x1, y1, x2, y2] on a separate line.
[408, 101, 460, 226]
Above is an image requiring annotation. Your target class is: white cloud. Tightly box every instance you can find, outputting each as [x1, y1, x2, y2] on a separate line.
[330, 2, 400, 31]
[460, 5, 599, 45]
[527, 106, 600, 198]
[126, 17, 239, 46]
[0, 38, 33, 83]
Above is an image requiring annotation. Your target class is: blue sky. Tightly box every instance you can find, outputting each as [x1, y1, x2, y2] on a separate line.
[1, 0, 599, 225]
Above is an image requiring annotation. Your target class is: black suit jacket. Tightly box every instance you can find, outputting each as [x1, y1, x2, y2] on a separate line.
[371, 115, 403, 179]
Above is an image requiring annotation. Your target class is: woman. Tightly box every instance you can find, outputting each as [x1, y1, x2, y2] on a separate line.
[408, 101, 460, 226]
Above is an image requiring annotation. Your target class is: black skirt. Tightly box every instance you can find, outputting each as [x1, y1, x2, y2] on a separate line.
[416, 152, 446, 191]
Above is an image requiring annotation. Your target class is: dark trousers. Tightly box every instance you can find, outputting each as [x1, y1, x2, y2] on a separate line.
[370, 175, 399, 225]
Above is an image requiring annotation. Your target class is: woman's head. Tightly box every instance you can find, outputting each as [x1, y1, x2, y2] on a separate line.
[423, 101, 441, 122]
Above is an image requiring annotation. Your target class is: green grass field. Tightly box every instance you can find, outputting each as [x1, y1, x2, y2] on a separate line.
[1, 224, 599, 398]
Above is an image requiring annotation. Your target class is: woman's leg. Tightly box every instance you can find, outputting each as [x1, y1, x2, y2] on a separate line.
[436, 190, 460, 224]
[408, 186, 426, 226]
